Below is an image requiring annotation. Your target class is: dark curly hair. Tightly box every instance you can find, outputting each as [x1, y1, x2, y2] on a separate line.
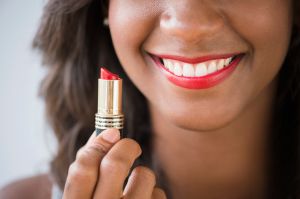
[33, 0, 300, 198]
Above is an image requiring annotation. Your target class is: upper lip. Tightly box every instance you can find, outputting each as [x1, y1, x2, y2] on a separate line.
[149, 52, 242, 64]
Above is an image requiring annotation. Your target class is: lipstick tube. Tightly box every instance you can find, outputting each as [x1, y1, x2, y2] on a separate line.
[95, 68, 124, 136]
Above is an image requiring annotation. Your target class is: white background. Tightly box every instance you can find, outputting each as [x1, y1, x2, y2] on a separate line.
[0, 0, 56, 187]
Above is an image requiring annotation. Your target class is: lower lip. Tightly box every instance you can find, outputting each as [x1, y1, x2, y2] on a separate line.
[152, 55, 243, 89]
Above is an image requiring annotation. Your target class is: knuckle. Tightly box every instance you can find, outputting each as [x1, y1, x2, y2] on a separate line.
[87, 143, 107, 156]
[75, 147, 86, 161]
[75, 143, 107, 165]
[67, 162, 94, 183]
[134, 166, 156, 182]
[101, 154, 130, 174]
[153, 187, 167, 199]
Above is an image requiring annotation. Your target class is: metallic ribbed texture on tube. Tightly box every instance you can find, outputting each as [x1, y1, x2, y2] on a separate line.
[95, 79, 124, 134]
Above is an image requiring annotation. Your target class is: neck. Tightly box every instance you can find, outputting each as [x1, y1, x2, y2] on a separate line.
[149, 82, 276, 199]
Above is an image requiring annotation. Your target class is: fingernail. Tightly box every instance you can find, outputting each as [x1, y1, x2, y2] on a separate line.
[101, 129, 120, 143]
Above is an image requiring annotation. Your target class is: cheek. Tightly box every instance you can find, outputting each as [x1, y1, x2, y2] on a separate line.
[108, 1, 160, 56]
[229, 1, 293, 87]
[215, 1, 293, 125]
[108, 0, 161, 93]
[108, 2, 175, 124]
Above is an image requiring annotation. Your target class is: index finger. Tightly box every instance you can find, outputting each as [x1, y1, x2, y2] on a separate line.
[62, 128, 121, 199]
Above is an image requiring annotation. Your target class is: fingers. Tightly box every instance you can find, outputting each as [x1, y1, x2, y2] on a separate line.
[62, 129, 121, 199]
[122, 166, 156, 199]
[63, 129, 166, 199]
[152, 187, 167, 199]
[93, 138, 142, 199]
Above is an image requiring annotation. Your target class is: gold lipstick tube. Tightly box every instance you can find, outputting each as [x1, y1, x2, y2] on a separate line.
[95, 77, 124, 136]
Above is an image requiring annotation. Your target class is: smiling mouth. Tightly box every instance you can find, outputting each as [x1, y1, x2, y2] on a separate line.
[158, 55, 237, 77]
[149, 53, 244, 89]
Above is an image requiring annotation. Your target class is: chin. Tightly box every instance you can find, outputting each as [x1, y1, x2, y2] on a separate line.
[161, 102, 242, 132]
[172, 115, 234, 133]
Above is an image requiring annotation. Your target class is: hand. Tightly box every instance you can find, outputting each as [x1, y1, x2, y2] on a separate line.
[62, 128, 167, 199]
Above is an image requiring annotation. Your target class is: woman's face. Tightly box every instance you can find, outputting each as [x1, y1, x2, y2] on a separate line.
[108, 0, 293, 131]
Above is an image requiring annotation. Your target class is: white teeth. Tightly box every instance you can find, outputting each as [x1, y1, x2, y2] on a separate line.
[207, 61, 217, 74]
[168, 61, 174, 73]
[161, 56, 235, 77]
[163, 59, 169, 70]
[217, 59, 225, 70]
[195, 63, 207, 77]
[182, 63, 194, 77]
[224, 57, 232, 66]
[174, 62, 182, 76]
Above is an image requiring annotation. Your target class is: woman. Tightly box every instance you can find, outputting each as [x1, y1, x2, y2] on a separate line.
[1, 0, 300, 198]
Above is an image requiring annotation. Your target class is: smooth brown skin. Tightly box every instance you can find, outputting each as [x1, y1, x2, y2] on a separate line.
[0, 0, 296, 199]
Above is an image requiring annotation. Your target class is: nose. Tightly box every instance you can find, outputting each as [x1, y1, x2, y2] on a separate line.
[160, 2, 224, 44]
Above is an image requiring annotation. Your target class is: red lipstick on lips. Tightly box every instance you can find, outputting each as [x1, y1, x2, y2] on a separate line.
[152, 53, 244, 89]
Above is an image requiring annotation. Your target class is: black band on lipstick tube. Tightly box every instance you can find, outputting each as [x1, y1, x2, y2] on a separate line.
[95, 128, 123, 137]
[95, 128, 104, 136]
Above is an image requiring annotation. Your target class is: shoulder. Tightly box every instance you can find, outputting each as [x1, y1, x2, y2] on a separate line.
[0, 174, 52, 199]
